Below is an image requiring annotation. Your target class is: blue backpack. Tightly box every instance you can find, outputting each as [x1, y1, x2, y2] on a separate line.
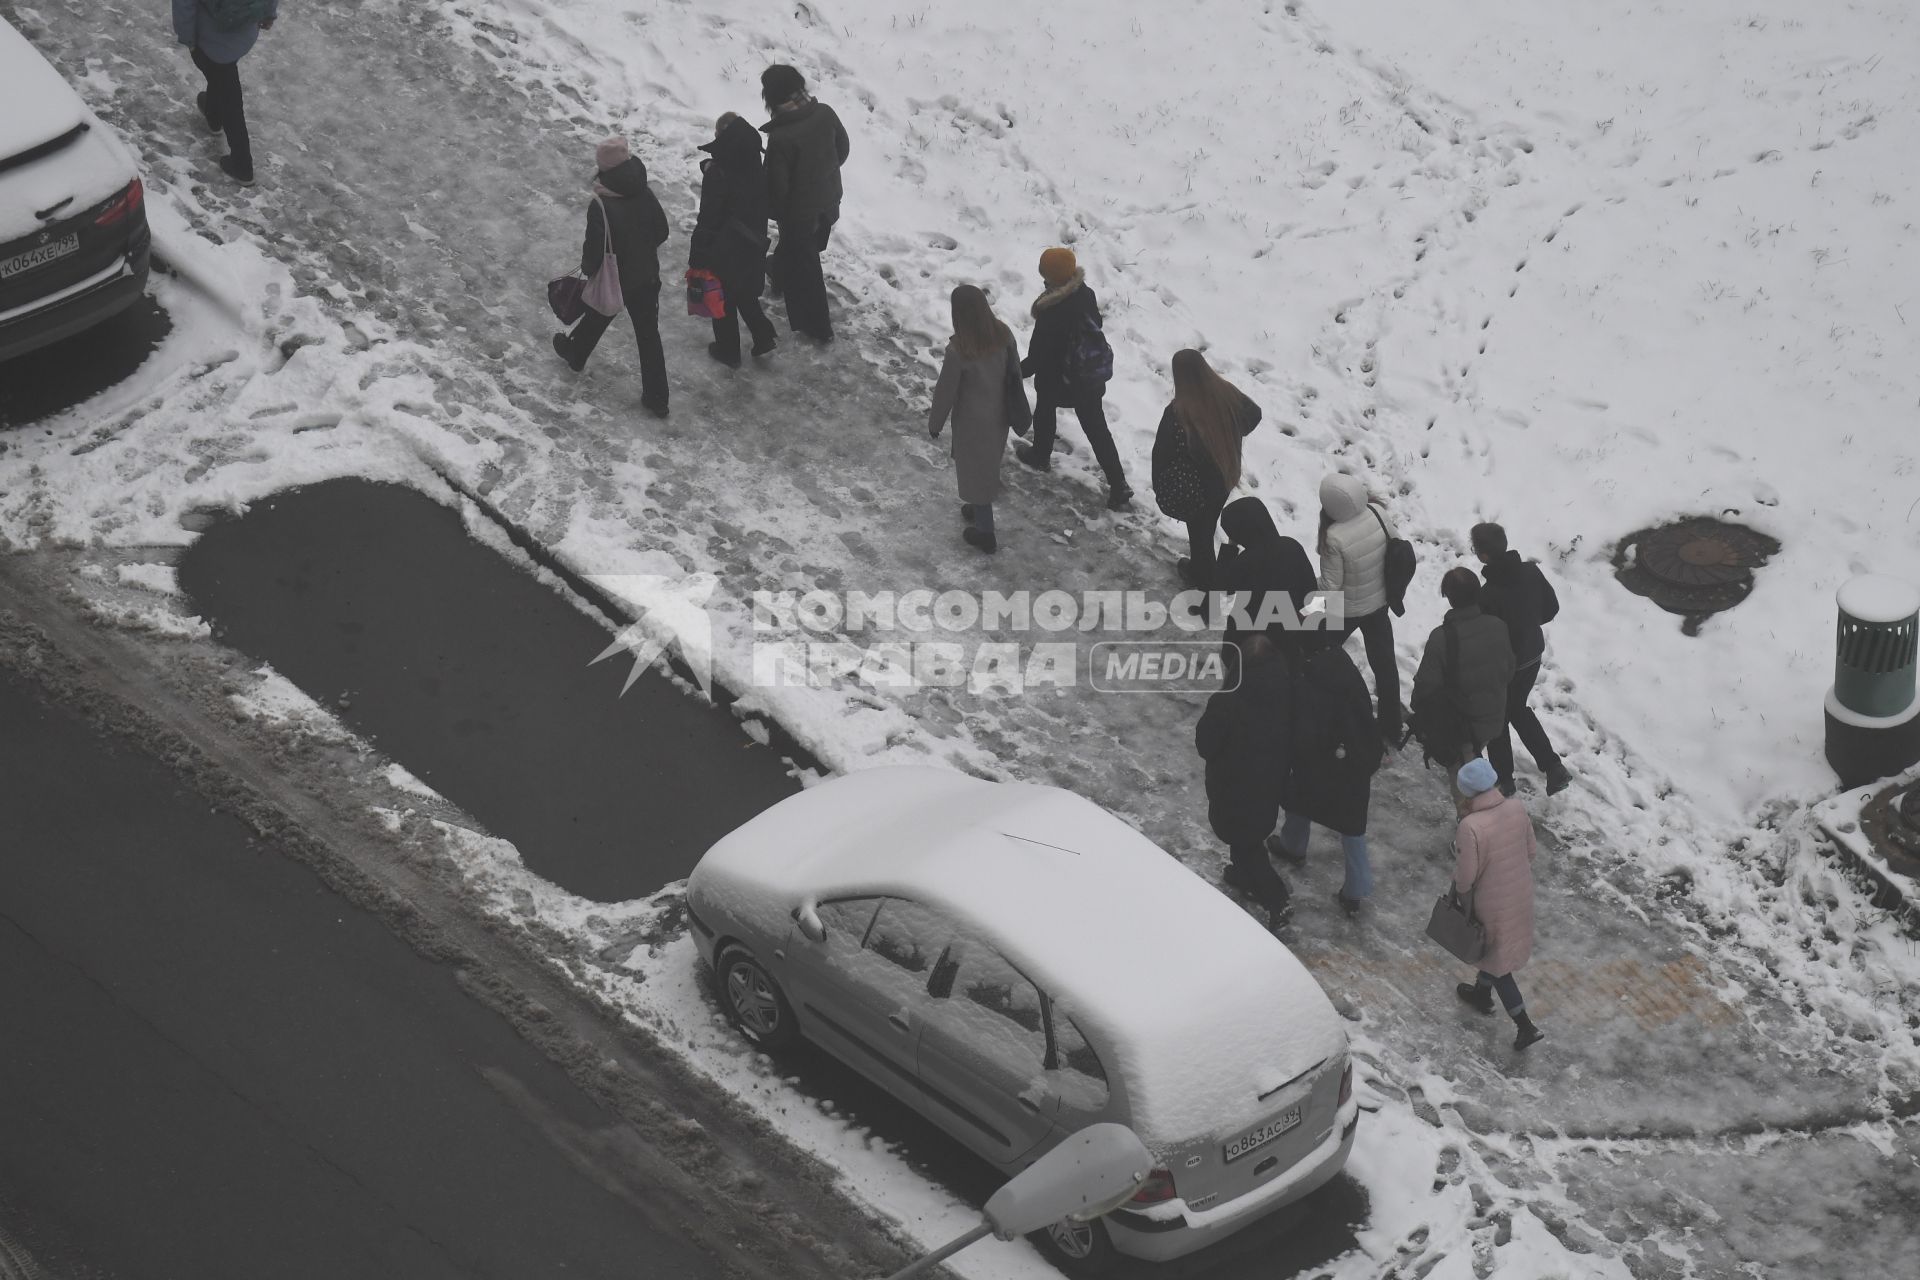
[205, 0, 274, 32]
[1064, 312, 1114, 387]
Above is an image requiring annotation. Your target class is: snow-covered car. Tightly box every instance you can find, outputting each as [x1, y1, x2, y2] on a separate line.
[0, 19, 150, 363]
[685, 766, 1358, 1272]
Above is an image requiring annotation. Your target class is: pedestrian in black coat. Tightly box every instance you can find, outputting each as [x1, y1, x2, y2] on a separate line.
[1195, 632, 1294, 927]
[761, 65, 850, 344]
[1273, 635, 1383, 915]
[1151, 350, 1262, 589]
[1015, 247, 1133, 510]
[692, 114, 778, 368]
[1215, 496, 1315, 662]
[1472, 522, 1572, 796]
[552, 137, 672, 416]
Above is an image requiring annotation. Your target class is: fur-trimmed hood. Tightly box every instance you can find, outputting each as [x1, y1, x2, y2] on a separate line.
[1031, 268, 1086, 316]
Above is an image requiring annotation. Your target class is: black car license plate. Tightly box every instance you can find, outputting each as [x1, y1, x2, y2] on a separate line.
[0, 234, 80, 279]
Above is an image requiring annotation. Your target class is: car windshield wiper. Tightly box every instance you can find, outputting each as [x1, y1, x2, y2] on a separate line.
[0, 121, 90, 178]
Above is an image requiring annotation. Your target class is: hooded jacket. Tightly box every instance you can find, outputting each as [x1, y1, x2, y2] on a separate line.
[1479, 549, 1560, 666]
[1316, 473, 1395, 620]
[762, 98, 850, 225]
[582, 156, 670, 290]
[1020, 271, 1101, 401]
[691, 117, 771, 299]
[1194, 647, 1291, 847]
[1454, 788, 1537, 975]
[1216, 497, 1316, 645]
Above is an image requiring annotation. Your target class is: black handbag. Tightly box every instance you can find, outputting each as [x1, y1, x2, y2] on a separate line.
[1425, 882, 1487, 965]
[1371, 506, 1418, 617]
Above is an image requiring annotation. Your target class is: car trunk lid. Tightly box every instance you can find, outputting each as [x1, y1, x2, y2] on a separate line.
[1151, 1052, 1345, 1213]
[0, 22, 88, 164]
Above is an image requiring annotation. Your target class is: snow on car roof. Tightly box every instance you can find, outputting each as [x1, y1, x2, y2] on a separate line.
[694, 766, 1347, 1139]
[0, 21, 87, 161]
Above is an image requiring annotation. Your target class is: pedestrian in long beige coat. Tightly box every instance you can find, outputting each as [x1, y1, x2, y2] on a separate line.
[929, 284, 1028, 554]
[1451, 757, 1545, 1049]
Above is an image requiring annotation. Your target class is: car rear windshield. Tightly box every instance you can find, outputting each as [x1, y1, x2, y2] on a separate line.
[0, 121, 90, 178]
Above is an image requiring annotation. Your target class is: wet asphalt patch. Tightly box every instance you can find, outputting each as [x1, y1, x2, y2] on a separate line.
[176, 477, 799, 903]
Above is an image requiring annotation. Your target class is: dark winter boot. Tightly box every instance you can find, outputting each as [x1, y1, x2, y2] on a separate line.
[750, 336, 777, 358]
[1544, 763, 1573, 796]
[707, 342, 741, 369]
[551, 333, 583, 373]
[1498, 779, 1517, 798]
[1265, 832, 1307, 866]
[960, 504, 976, 521]
[1512, 1014, 1546, 1050]
[963, 527, 997, 554]
[1105, 486, 1134, 512]
[217, 154, 256, 186]
[1456, 982, 1496, 1015]
[1015, 443, 1051, 471]
[641, 396, 670, 420]
[1332, 890, 1363, 918]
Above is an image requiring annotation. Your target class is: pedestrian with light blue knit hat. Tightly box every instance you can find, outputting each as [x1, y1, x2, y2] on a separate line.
[1450, 757, 1544, 1050]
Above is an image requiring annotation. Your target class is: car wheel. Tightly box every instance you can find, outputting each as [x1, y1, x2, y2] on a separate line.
[1031, 1216, 1118, 1275]
[716, 945, 798, 1050]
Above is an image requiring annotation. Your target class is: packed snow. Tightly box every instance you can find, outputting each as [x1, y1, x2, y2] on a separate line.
[6, 0, 1920, 1275]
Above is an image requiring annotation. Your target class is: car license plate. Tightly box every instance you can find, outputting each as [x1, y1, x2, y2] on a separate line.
[1225, 1106, 1302, 1162]
[0, 234, 79, 279]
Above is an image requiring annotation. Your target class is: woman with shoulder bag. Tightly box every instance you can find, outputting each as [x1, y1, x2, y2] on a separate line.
[1449, 758, 1545, 1050]
[928, 285, 1026, 553]
[1317, 472, 1403, 743]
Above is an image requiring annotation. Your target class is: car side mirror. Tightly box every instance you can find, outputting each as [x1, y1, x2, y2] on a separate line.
[792, 901, 826, 943]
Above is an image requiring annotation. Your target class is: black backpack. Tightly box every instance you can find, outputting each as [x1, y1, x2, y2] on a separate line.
[1371, 507, 1417, 617]
[1063, 312, 1114, 387]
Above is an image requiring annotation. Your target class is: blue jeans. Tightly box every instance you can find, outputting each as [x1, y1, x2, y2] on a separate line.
[1279, 811, 1373, 899]
[1475, 971, 1526, 1016]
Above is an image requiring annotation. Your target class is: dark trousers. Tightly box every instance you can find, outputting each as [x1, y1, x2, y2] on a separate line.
[1186, 506, 1225, 588]
[559, 285, 667, 407]
[1474, 970, 1526, 1017]
[1339, 607, 1402, 738]
[1487, 659, 1562, 786]
[711, 295, 777, 363]
[1229, 841, 1292, 919]
[1031, 389, 1128, 490]
[191, 46, 252, 173]
[772, 211, 836, 339]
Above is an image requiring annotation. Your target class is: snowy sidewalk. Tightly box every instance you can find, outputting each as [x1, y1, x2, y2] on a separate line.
[6, 0, 1917, 1275]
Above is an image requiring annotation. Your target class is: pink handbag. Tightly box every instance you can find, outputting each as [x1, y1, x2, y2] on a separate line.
[581, 196, 623, 317]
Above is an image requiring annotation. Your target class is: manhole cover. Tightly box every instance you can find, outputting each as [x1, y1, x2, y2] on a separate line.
[1613, 515, 1781, 635]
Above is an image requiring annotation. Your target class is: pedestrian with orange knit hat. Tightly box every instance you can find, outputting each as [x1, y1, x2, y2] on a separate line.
[1016, 247, 1133, 510]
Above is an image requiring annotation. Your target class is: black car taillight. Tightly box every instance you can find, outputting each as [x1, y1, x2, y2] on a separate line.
[1338, 1062, 1354, 1108]
[94, 177, 143, 227]
[1128, 1168, 1178, 1205]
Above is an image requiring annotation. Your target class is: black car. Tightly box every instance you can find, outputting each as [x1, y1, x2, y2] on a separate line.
[0, 19, 151, 364]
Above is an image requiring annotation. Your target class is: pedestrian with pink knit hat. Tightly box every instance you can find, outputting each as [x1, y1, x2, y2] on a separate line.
[552, 135, 673, 417]
[1450, 756, 1545, 1050]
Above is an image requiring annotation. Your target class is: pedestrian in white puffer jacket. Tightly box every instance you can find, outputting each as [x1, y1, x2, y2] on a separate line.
[1316, 473, 1403, 742]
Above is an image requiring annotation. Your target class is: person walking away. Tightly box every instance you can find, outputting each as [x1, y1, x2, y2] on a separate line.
[1215, 496, 1314, 666]
[552, 137, 671, 417]
[1472, 522, 1573, 797]
[1451, 757, 1544, 1049]
[691, 114, 778, 368]
[1196, 633, 1295, 927]
[927, 285, 1023, 553]
[173, 0, 277, 185]
[1272, 633, 1384, 916]
[1409, 568, 1515, 805]
[1153, 350, 1263, 589]
[1015, 248, 1133, 511]
[760, 65, 849, 344]
[1317, 472, 1403, 742]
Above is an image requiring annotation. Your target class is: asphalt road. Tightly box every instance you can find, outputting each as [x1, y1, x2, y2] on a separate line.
[0, 664, 730, 1279]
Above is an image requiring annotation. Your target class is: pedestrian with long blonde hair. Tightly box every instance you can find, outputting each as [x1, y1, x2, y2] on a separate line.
[1152, 349, 1263, 588]
[928, 284, 1028, 552]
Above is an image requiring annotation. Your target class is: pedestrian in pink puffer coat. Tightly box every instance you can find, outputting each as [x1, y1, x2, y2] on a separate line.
[1450, 757, 1545, 1049]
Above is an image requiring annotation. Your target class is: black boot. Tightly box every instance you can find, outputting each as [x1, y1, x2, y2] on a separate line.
[1513, 1013, 1545, 1050]
[1456, 982, 1495, 1015]
[1015, 443, 1050, 471]
[963, 526, 997, 554]
[1105, 485, 1134, 511]
[1544, 762, 1573, 795]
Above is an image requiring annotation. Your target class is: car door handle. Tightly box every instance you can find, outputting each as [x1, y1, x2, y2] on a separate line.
[888, 1013, 911, 1032]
